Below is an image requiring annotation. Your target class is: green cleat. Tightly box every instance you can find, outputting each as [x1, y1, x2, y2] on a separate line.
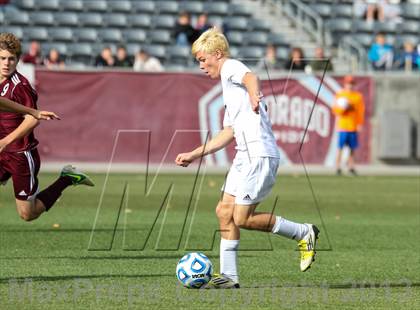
[60, 165, 94, 187]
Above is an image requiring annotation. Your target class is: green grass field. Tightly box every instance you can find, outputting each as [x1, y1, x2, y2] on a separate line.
[0, 172, 419, 309]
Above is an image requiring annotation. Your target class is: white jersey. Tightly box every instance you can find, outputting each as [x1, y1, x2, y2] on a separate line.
[221, 59, 280, 158]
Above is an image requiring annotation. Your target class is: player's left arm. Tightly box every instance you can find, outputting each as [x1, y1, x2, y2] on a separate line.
[242, 72, 262, 114]
[0, 115, 39, 153]
[0, 97, 59, 120]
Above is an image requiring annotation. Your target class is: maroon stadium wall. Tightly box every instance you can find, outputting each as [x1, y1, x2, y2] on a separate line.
[35, 70, 374, 165]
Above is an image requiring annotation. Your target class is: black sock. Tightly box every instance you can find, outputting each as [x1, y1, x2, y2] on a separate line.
[36, 176, 73, 211]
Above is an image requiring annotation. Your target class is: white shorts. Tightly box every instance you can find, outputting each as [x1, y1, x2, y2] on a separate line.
[222, 156, 280, 205]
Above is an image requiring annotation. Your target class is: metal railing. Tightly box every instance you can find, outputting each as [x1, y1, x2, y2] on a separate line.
[269, 0, 324, 46]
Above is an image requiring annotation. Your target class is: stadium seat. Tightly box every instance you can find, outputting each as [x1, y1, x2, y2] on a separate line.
[128, 14, 152, 29]
[203, 2, 229, 16]
[107, 1, 132, 13]
[152, 15, 176, 29]
[249, 19, 271, 32]
[148, 30, 172, 45]
[226, 17, 248, 31]
[123, 29, 147, 44]
[104, 14, 128, 28]
[37, 0, 60, 11]
[0, 26, 24, 39]
[48, 28, 74, 42]
[29, 12, 55, 27]
[226, 31, 244, 46]
[246, 32, 269, 47]
[54, 12, 79, 27]
[5, 10, 30, 26]
[24, 27, 48, 42]
[79, 13, 103, 28]
[143, 45, 166, 61]
[268, 33, 289, 47]
[126, 43, 141, 57]
[353, 20, 376, 33]
[401, 3, 420, 20]
[238, 47, 264, 62]
[15, 0, 36, 11]
[68, 43, 94, 65]
[60, 0, 84, 12]
[83, 0, 108, 13]
[376, 22, 398, 34]
[98, 29, 123, 44]
[310, 4, 332, 18]
[401, 21, 420, 35]
[228, 3, 252, 17]
[326, 18, 353, 34]
[397, 34, 419, 46]
[74, 28, 98, 43]
[276, 47, 290, 61]
[179, 1, 204, 15]
[229, 46, 239, 58]
[43, 42, 67, 58]
[352, 33, 374, 48]
[157, 1, 179, 14]
[168, 45, 192, 66]
[131, 1, 155, 14]
[332, 4, 353, 18]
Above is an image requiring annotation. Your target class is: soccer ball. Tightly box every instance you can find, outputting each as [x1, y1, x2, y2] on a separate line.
[336, 97, 349, 110]
[176, 252, 213, 289]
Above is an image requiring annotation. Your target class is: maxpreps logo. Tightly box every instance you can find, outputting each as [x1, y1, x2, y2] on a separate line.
[198, 75, 344, 166]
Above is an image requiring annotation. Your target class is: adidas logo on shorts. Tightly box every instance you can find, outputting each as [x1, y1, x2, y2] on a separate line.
[243, 194, 251, 200]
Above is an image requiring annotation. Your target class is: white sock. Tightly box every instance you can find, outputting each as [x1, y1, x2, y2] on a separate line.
[271, 216, 309, 240]
[220, 238, 239, 283]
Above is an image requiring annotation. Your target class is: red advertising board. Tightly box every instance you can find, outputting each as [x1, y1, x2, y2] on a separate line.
[35, 70, 373, 165]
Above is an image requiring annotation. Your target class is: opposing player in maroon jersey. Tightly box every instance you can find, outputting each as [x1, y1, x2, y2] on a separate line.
[0, 32, 94, 221]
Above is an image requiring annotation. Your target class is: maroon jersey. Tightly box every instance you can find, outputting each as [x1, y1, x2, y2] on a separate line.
[0, 71, 39, 152]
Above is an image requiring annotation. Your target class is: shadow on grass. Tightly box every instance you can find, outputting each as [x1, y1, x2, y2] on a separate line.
[0, 273, 173, 284]
[243, 282, 420, 289]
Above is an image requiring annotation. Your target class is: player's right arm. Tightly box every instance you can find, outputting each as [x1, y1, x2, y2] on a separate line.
[0, 97, 60, 120]
[175, 127, 234, 167]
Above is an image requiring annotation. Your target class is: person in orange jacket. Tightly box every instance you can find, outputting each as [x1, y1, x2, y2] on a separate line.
[332, 75, 365, 176]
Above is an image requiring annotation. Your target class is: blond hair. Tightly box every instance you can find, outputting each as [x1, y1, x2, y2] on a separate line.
[0, 33, 22, 58]
[191, 27, 230, 58]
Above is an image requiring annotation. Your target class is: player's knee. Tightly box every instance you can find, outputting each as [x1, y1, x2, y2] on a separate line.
[215, 203, 232, 223]
[18, 210, 35, 222]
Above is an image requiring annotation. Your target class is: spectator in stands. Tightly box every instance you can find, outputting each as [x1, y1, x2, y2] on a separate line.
[332, 75, 365, 176]
[94, 47, 115, 67]
[195, 13, 213, 35]
[367, 32, 393, 71]
[394, 41, 420, 71]
[173, 11, 199, 46]
[114, 46, 132, 68]
[21, 41, 43, 66]
[133, 48, 163, 72]
[256, 44, 281, 71]
[382, 0, 402, 23]
[354, 0, 401, 23]
[284, 47, 307, 71]
[44, 48, 65, 70]
[308, 47, 334, 72]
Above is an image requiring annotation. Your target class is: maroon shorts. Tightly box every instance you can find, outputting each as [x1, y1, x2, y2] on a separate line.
[0, 148, 40, 200]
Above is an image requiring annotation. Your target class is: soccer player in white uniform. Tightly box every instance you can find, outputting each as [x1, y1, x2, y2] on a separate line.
[175, 28, 319, 288]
